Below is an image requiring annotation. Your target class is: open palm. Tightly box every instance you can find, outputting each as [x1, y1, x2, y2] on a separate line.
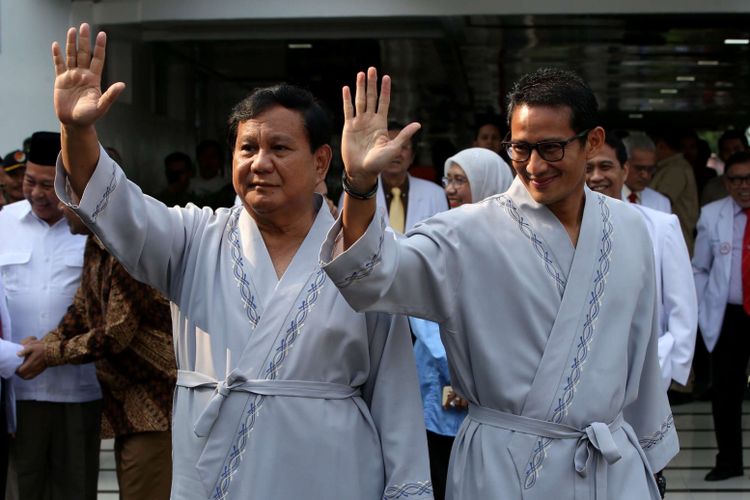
[341, 68, 420, 184]
[52, 24, 124, 128]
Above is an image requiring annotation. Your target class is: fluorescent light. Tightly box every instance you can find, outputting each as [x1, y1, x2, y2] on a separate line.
[698, 60, 719, 66]
[724, 38, 749, 45]
[660, 89, 678, 94]
[288, 43, 313, 49]
[676, 76, 695, 82]
[648, 98, 665, 104]
[629, 113, 644, 119]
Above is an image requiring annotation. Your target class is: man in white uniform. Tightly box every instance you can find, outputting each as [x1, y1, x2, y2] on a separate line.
[323, 67, 678, 500]
[0, 131, 102, 500]
[0, 278, 25, 497]
[693, 150, 750, 481]
[621, 132, 672, 213]
[52, 24, 431, 500]
[585, 132, 697, 392]
[338, 123, 447, 233]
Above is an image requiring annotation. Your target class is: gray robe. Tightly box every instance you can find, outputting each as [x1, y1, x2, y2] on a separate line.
[322, 177, 678, 500]
[55, 146, 432, 500]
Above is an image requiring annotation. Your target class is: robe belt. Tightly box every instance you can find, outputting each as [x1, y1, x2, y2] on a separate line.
[469, 404, 623, 500]
[176, 369, 362, 437]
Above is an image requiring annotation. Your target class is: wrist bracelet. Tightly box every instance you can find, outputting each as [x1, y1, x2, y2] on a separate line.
[341, 171, 378, 200]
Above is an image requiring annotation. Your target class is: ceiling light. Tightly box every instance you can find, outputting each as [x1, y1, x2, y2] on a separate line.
[288, 43, 313, 49]
[660, 89, 678, 94]
[676, 76, 695, 82]
[698, 60, 719, 66]
[629, 113, 644, 119]
[724, 39, 749, 45]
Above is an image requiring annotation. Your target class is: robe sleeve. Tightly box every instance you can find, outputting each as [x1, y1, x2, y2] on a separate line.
[321, 210, 459, 323]
[362, 311, 433, 499]
[55, 144, 212, 300]
[623, 245, 680, 473]
[659, 215, 697, 386]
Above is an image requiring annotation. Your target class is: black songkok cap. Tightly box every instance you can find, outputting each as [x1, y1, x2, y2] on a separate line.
[27, 131, 61, 167]
[2, 150, 26, 173]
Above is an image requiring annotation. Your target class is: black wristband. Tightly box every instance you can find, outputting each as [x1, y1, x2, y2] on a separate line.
[341, 172, 378, 200]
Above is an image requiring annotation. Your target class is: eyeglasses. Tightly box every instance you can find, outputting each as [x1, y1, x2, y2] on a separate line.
[442, 176, 468, 188]
[631, 164, 657, 176]
[726, 174, 750, 187]
[502, 129, 591, 163]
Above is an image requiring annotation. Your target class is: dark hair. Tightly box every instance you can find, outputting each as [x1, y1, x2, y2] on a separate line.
[718, 129, 749, 150]
[387, 121, 420, 154]
[164, 151, 193, 170]
[604, 132, 628, 168]
[649, 129, 682, 152]
[474, 114, 504, 139]
[724, 150, 750, 175]
[506, 68, 599, 138]
[196, 139, 223, 158]
[227, 84, 332, 153]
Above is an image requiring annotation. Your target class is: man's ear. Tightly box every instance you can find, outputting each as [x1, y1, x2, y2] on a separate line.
[314, 144, 333, 184]
[585, 127, 606, 159]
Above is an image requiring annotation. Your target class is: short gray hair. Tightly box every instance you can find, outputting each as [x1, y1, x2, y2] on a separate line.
[622, 132, 655, 158]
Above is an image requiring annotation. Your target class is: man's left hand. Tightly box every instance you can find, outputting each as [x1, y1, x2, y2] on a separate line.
[16, 341, 47, 380]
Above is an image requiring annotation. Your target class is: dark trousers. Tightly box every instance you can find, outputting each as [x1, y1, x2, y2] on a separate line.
[710, 304, 750, 469]
[15, 399, 102, 500]
[426, 430, 455, 500]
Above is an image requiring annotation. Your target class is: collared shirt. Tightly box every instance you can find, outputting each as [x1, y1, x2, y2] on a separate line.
[728, 198, 747, 305]
[382, 175, 410, 223]
[622, 185, 640, 203]
[0, 200, 101, 403]
[43, 236, 176, 437]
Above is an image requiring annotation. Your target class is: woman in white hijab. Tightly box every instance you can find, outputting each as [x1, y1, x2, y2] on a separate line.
[442, 147, 513, 208]
[412, 147, 513, 500]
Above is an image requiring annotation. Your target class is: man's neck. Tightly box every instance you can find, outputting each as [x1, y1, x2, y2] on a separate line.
[547, 189, 586, 247]
[252, 199, 318, 279]
[381, 172, 408, 190]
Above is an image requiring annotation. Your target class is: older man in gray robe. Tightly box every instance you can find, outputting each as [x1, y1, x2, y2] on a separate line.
[322, 67, 678, 500]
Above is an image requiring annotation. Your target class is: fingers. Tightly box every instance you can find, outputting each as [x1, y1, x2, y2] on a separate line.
[89, 31, 108, 76]
[77, 23, 91, 69]
[376, 75, 391, 117]
[354, 71, 366, 116]
[342, 86, 353, 120]
[97, 82, 126, 114]
[17, 347, 29, 358]
[20, 336, 37, 346]
[65, 27, 77, 69]
[51, 41, 66, 76]
[365, 67, 378, 113]
[391, 122, 421, 149]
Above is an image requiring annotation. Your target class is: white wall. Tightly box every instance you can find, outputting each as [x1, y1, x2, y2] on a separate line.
[0, 0, 73, 154]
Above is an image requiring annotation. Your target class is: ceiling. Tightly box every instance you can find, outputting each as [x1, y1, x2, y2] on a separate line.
[104, 13, 750, 148]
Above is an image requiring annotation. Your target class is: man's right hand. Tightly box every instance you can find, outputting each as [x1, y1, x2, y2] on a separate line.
[53, 23, 125, 129]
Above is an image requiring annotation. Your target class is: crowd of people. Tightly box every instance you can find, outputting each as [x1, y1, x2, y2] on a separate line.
[0, 22, 747, 500]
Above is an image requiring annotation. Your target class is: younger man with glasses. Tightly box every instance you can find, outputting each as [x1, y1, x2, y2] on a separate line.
[694, 150, 750, 481]
[325, 67, 677, 500]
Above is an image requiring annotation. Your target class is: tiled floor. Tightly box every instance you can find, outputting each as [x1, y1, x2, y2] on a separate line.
[96, 401, 750, 499]
[664, 400, 750, 499]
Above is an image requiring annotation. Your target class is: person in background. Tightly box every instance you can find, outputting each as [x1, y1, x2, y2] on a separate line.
[16, 204, 177, 500]
[0, 150, 27, 206]
[0, 131, 101, 500]
[621, 133, 671, 213]
[693, 150, 750, 481]
[157, 151, 194, 207]
[702, 129, 749, 205]
[414, 147, 513, 500]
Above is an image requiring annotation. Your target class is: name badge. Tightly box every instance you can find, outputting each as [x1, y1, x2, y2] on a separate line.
[719, 242, 731, 255]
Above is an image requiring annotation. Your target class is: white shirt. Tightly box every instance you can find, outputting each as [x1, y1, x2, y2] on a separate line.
[0, 200, 100, 403]
[728, 199, 747, 305]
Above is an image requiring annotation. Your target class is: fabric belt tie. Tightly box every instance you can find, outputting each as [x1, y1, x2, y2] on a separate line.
[469, 404, 623, 499]
[177, 369, 361, 437]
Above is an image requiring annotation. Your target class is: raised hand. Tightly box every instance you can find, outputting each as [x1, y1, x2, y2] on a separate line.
[341, 67, 420, 190]
[52, 23, 125, 128]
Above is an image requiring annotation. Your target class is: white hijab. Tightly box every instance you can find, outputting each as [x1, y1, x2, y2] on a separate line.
[443, 148, 514, 203]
